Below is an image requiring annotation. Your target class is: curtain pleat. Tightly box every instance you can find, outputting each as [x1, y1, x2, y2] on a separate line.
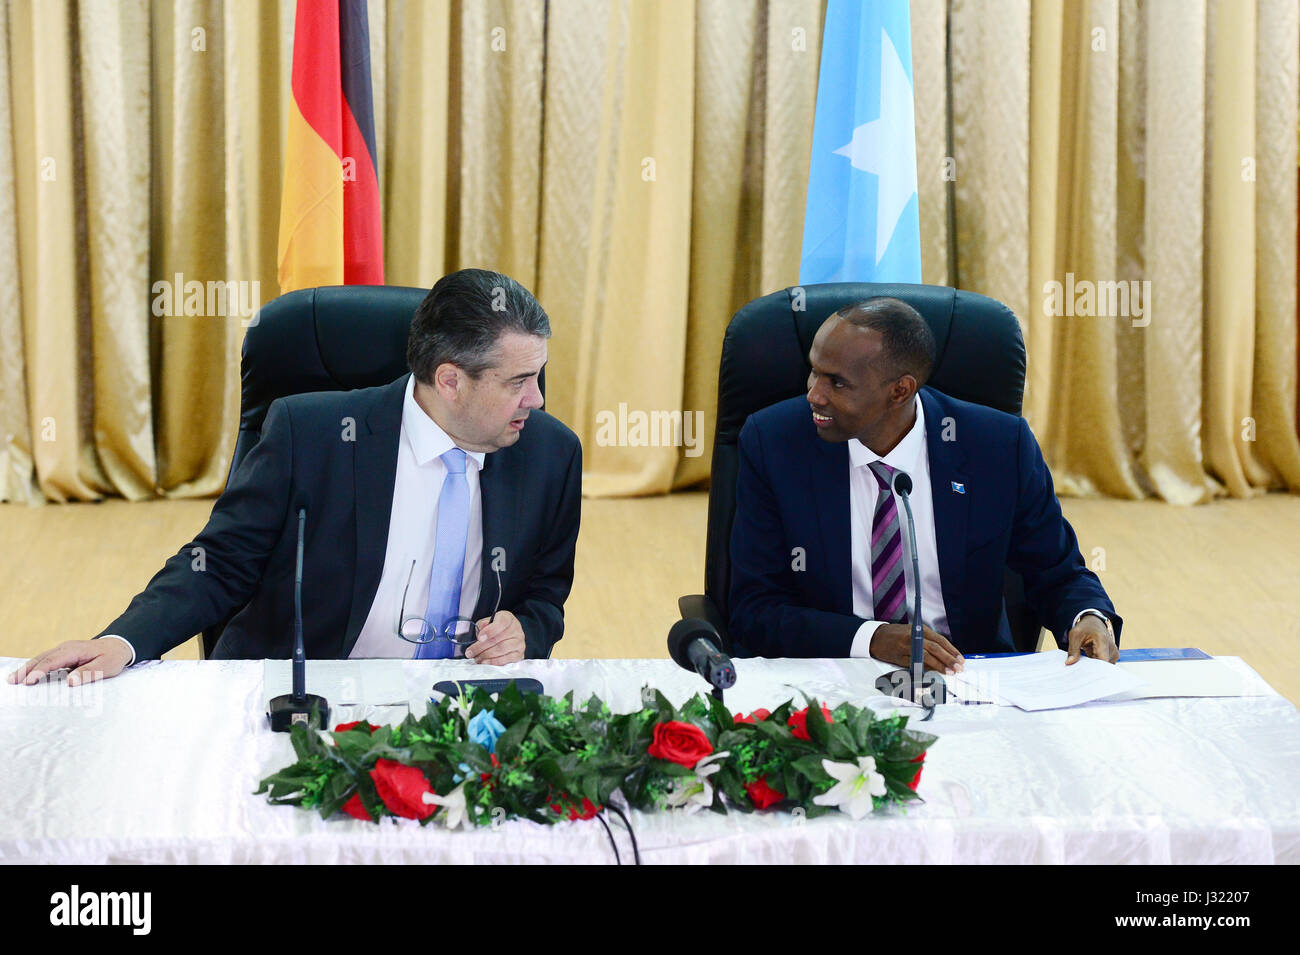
[1251, 0, 1300, 491]
[0, 2, 38, 504]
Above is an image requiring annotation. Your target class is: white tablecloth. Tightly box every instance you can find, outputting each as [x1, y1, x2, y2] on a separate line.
[2, 656, 1298, 864]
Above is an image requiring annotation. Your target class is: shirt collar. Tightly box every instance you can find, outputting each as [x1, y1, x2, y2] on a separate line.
[402, 375, 487, 470]
[847, 394, 926, 476]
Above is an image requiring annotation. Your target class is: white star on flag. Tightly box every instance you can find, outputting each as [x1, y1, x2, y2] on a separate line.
[832, 28, 918, 265]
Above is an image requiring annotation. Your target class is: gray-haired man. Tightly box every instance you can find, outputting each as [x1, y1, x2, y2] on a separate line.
[11, 269, 582, 686]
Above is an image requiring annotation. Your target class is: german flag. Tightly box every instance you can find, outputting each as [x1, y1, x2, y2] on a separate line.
[277, 0, 384, 294]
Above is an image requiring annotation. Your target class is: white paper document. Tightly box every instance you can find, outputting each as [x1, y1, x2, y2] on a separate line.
[262, 659, 409, 708]
[1101, 658, 1262, 702]
[946, 649, 1147, 711]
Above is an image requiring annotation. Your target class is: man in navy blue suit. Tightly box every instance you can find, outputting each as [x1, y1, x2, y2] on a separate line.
[10, 270, 581, 687]
[728, 297, 1120, 670]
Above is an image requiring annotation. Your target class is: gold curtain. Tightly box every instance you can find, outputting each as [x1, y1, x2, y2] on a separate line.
[2, 0, 1297, 505]
[914, 0, 1300, 503]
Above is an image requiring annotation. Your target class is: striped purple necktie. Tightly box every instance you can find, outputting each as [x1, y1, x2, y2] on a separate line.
[867, 461, 909, 624]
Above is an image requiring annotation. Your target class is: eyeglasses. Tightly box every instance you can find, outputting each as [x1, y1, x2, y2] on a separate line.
[395, 559, 502, 657]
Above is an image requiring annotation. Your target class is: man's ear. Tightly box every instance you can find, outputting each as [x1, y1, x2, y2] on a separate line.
[892, 374, 918, 405]
[433, 362, 462, 400]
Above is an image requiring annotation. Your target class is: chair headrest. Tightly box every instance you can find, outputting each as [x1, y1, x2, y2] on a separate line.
[238, 285, 429, 435]
[715, 282, 1026, 449]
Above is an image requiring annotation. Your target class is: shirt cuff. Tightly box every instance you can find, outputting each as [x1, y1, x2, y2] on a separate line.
[1072, 609, 1107, 630]
[96, 634, 137, 667]
[850, 620, 887, 658]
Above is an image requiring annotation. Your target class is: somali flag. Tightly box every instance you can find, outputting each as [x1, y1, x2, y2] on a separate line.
[800, 0, 921, 285]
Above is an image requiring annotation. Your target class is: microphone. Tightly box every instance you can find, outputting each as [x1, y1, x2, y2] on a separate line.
[268, 496, 330, 732]
[667, 618, 736, 695]
[873, 470, 946, 716]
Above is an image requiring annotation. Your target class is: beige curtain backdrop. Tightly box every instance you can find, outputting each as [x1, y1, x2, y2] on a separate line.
[914, 0, 1300, 503]
[1, 0, 1297, 505]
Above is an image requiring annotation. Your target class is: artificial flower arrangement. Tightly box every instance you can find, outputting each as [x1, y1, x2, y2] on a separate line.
[256, 682, 936, 827]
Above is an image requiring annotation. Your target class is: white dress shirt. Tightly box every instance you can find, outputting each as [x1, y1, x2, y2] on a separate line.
[848, 396, 951, 657]
[349, 376, 486, 658]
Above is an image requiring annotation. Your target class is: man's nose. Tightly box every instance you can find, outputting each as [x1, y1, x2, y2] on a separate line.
[808, 377, 826, 405]
[521, 378, 544, 409]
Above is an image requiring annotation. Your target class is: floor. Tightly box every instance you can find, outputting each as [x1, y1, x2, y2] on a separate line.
[2, 491, 1297, 704]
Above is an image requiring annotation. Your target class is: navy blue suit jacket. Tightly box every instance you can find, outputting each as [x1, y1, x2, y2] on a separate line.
[728, 388, 1120, 657]
[98, 374, 582, 662]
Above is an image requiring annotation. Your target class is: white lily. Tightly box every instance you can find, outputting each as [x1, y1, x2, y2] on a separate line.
[421, 782, 472, 830]
[812, 756, 887, 820]
[448, 690, 473, 727]
[663, 750, 730, 815]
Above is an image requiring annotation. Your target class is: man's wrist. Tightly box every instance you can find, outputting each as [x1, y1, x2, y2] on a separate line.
[1072, 609, 1109, 630]
[851, 620, 886, 659]
[96, 635, 137, 667]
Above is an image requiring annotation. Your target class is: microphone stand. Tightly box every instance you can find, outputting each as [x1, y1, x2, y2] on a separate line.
[897, 490, 939, 718]
[873, 473, 945, 720]
[268, 507, 330, 731]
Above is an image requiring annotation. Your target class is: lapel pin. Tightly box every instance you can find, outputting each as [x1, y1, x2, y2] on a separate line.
[951, 481, 965, 494]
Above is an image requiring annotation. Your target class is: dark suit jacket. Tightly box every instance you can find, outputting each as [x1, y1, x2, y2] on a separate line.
[98, 374, 582, 661]
[727, 388, 1121, 657]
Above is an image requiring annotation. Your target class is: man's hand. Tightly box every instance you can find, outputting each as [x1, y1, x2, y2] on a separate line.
[1065, 614, 1118, 665]
[466, 611, 526, 666]
[869, 623, 964, 674]
[6, 639, 133, 687]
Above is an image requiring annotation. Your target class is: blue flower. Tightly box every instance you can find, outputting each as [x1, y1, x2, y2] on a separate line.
[467, 710, 506, 754]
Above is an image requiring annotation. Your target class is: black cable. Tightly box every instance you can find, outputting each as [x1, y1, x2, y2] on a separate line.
[606, 803, 641, 865]
[595, 812, 621, 865]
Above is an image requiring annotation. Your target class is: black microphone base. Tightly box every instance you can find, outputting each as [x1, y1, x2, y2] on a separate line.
[267, 694, 330, 733]
[874, 669, 948, 709]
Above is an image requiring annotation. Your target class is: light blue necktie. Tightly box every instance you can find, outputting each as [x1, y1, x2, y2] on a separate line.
[415, 447, 469, 659]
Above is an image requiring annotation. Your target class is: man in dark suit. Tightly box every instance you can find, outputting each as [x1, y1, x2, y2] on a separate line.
[10, 270, 581, 686]
[728, 297, 1120, 670]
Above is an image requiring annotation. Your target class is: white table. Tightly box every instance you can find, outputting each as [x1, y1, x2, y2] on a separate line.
[2, 656, 1298, 864]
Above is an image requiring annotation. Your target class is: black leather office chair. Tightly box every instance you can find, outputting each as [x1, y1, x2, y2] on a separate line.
[678, 282, 1044, 655]
[200, 284, 546, 658]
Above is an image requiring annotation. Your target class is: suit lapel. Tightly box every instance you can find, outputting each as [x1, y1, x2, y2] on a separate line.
[810, 434, 853, 615]
[342, 375, 407, 654]
[922, 388, 969, 635]
[474, 445, 522, 620]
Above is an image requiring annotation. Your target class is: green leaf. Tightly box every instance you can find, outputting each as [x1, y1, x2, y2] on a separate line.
[457, 742, 493, 773]
[825, 723, 856, 759]
[530, 724, 558, 753]
[495, 714, 532, 763]
[493, 681, 527, 724]
[717, 771, 752, 812]
[790, 754, 833, 782]
[805, 700, 831, 749]
[754, 719, 793, 744]
[289, 723, 322, 761]
[531, 756, 566, 790]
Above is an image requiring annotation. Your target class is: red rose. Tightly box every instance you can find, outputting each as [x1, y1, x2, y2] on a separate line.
[480, 753, 501, 785]
[733, 708, 772, 725]
[787, 704, 834, 741]
[334, 721, 380, 733]
[647, 720, 714, 768]
[369, 758, 436, 820]
[908, 753, 925, 792]
[550, 794, 601, 821]
[341, 793, 372, 821]
[744, 776, 785, 810]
